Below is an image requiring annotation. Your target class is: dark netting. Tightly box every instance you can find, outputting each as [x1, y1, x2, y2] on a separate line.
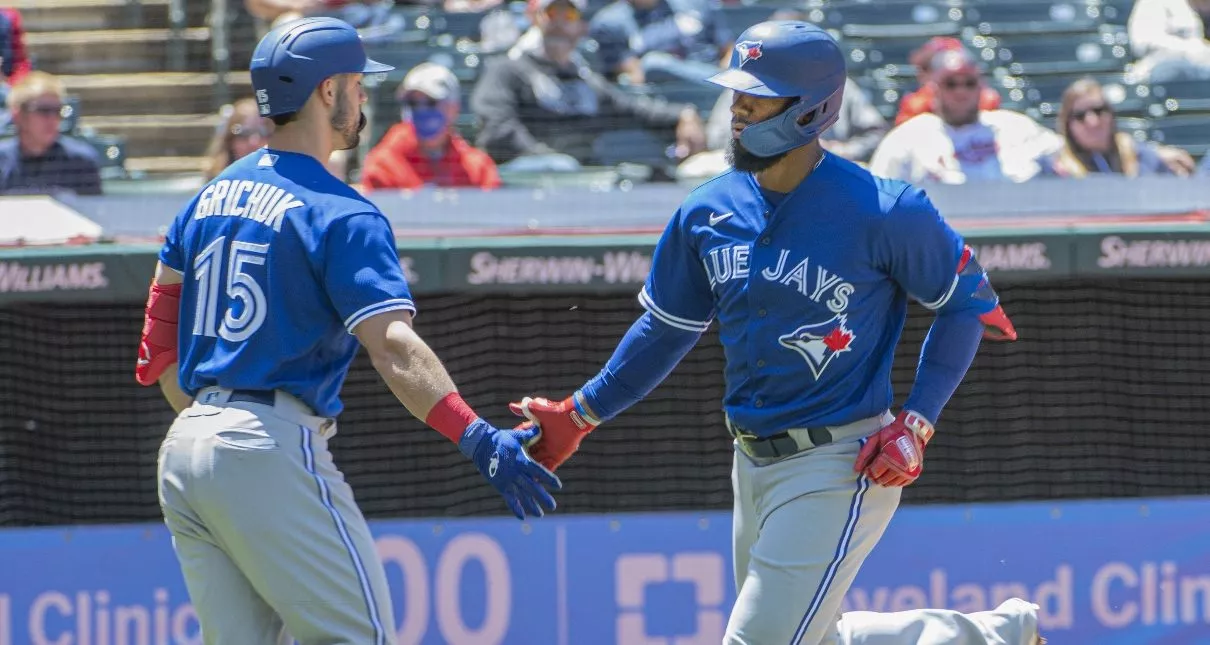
[2, 278, 1209, 527]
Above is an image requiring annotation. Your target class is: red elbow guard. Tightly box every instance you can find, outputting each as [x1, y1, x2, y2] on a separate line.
[136, 282, 182, 386]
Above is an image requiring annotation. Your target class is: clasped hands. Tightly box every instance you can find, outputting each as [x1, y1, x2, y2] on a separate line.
[502, 395, 938, 490]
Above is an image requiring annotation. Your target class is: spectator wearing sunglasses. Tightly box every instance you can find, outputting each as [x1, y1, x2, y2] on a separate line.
[202, 98, 273, 182]
[869, 49, 1062, 184]
[1041, 77, 1195, 178]
[0, 71, 102, 196]
[894, 37, 1001, 127]
[471, 0, 706, 170]
[361, 62, 500, 190]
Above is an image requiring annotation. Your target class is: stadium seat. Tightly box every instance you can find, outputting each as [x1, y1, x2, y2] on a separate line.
[1145, 78, 1210, 117]
[845, 37, 936, 78]
[1148, 114, 1210, 157]
[980, 29, 1131, 76]
[820, 0, 963, 39]
[82, 133, 128, 180]
[428, 10, 489, 42]
[718, 5, 779, 38]
[648, 81, 724, 114]
[1091, 0, 1133, 26]
[363, 45, 444, 79]
[963, 0, 1104, 37]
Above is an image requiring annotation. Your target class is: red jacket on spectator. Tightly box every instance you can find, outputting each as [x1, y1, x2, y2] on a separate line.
[1, 9, 32, 84]
[895, 83, 1002, 126]
[361, 123, 501, 191]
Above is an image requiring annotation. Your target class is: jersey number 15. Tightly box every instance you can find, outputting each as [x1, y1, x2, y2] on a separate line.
[192, 235, 269, 342]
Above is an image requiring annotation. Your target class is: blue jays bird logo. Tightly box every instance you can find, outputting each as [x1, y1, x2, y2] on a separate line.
[778, 314, 856, 380]
[735, 40, 763, 66]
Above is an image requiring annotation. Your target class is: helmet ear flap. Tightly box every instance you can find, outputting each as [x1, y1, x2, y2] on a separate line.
[738, 87, 844, 158]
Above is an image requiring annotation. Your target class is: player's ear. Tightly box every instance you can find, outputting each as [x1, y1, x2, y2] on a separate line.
[318, 77, 338, 107]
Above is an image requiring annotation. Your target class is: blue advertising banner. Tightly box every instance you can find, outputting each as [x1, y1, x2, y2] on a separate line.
[1, 496, 1208, 645]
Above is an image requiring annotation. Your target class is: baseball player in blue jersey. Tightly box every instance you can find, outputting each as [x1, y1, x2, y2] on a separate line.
[511, 21, 1046, 645]
[134, 17, 560, 644]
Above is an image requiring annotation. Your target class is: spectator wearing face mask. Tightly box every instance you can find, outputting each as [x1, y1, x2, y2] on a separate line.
[361, 62, 500, 190]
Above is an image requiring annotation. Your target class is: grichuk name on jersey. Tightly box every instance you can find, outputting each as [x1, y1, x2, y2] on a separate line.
[703, 245, 854, 313]
[192, 179, 305, 233]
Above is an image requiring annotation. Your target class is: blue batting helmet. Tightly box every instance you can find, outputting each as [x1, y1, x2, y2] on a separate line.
[250, 17, 394, 118]
[707, 21, 846, 157]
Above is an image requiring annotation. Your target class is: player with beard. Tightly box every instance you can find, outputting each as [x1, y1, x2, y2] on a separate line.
[508, 21, 1044, 645]
[135, 17, 560, 644]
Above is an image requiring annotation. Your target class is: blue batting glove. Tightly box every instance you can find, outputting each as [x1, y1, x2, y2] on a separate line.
[459, 419, 562, 520]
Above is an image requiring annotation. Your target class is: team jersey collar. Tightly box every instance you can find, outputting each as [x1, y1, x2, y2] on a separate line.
[743, 151, 831, 217]
[256, 147, 331, 171]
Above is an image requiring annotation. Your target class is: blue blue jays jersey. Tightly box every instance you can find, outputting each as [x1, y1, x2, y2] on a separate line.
[640, 153, 964, 437]
[158, 148, 415, 417]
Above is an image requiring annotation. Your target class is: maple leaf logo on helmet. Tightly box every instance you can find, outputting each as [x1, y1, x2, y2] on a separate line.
[735, 40, 764, 66]
[777, 314, 857, 380]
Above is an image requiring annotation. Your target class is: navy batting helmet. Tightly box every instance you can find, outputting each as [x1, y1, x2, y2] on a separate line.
[250, 17, 394, 118]
[707, 21, 846, 157]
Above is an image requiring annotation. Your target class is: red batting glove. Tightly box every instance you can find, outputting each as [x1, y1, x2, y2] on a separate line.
[980, 303, 1018, 342]
[853, 411, 935, 487]
[508, 394, 598, 472]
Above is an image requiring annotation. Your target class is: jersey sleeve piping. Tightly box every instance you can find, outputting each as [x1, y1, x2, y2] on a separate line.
[918, 274, 959, 310]
[882, 182, 960, 309]
[637, 286, 712, 333]
[344, 298, 417, 334]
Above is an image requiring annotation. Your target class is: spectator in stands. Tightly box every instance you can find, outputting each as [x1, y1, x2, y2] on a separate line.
[0, 71, 102, 196]
[588, 0, 731, 85]
[361, 62, 500, 190]
[868, 49, 1062, 184]
[202, 98, 273, 182]
[0, 8, 32, 86]
[1039, 77, 1196, 178]
[243, 0, 387, 30]
[1127, 0, 1210, 82]
[202, 97, 353, 182]
[0, 7, 32, 132]
[470, 0, 706, 170]
[894, 37, 1000, 127]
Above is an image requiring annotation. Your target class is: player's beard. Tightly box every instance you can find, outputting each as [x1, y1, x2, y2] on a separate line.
[726, 137, 789, 173]
[330, 86, 365, 151]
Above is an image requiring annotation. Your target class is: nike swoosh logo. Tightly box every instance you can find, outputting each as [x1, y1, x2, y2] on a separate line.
[708, 212, 733, 226]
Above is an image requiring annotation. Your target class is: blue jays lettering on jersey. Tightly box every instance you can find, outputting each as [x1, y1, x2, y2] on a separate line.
[639, 153, 964, 436]
[158, 148, 415, 417]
